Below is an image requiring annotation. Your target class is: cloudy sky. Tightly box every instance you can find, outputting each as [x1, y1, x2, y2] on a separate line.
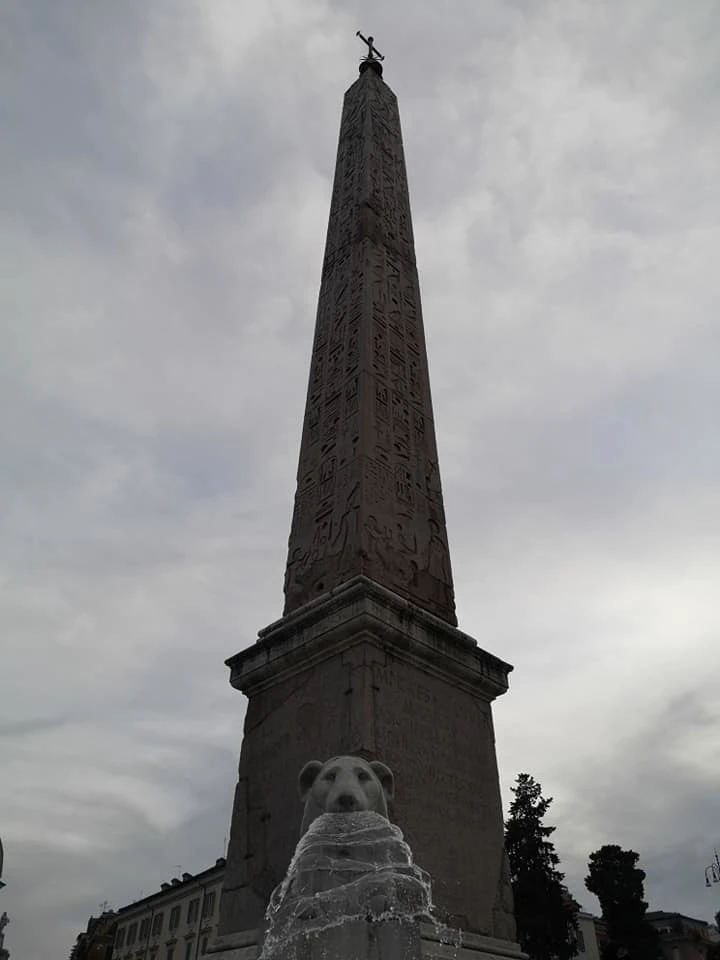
[2, 1, 719, 956]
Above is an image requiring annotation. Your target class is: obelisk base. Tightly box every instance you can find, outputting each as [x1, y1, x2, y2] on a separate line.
[207, 924, 526, 960]
[220, 577, 515, 939]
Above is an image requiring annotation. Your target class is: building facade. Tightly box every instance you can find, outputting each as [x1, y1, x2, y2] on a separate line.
[110, 859, 225, 960]
[647, 911, 715, 960]
[69, 912, 117, 960]
[574, 911, 602, 960]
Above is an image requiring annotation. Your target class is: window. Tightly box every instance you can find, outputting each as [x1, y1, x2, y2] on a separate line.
[127, 922, 138, 946]
[139, 918, 151, 940]
[201, 891, 216, 919]
[169, 906, 181, 930]
[577, 928, 585, 953]
[187, 899, 199, 924]
[115, 927, 126, 948]
[152, 912, 164, 937]
[184, 942, 193, 960]
[166, 947, 175, 960]
[201, 936, 208, 955]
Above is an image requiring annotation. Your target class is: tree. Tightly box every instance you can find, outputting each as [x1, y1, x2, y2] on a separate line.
[505, 773, 579, 960]
[585, 845, 659, 960]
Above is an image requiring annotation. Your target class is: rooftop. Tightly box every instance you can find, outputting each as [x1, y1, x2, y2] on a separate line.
[114, 858, 226, 916]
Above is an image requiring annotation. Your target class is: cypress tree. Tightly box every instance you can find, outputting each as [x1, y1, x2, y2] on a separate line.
[505, 773, 578, 960]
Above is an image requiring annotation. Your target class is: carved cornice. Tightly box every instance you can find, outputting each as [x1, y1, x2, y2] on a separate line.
[227, 576, 512, 701]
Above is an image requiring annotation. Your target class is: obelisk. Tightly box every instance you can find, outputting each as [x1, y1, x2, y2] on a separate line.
[217, 42, 517, 949]
[282, 39, 455, 628]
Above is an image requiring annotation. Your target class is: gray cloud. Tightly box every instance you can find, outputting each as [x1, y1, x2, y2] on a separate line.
[2, 1, 719, 956]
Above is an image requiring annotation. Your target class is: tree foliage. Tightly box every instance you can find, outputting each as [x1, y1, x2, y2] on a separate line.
[505, 773, 578, 960]
[585, 845, 659, 960]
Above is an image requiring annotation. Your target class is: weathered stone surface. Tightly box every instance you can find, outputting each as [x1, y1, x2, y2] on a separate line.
[283, 67, 456, 627]
[258, 919, 424, 960]
[208, 922, 526, 960]
[218, 579, 515, 941]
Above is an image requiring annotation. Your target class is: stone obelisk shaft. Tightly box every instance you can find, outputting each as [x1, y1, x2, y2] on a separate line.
[283, 67, 456, 626]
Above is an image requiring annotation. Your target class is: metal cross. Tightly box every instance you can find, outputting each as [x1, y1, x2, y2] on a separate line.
[356, 31, 384, 62]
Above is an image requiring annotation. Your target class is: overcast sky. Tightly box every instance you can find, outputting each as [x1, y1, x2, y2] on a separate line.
[2, 1, 719, 957]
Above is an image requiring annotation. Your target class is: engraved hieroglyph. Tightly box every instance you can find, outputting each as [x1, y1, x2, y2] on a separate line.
[284, 67, 457, 626]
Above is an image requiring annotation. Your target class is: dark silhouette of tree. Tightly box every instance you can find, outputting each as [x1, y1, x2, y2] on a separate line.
[505, 773, 578, 960]
[585, 845, 659, 960]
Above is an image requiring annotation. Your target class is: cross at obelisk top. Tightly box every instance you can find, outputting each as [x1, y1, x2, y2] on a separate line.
[356, 31, 384, 75]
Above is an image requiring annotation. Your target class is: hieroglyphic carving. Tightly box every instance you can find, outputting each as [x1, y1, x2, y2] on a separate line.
[284, 68, 457, 626]
[364, 458, 391, 506]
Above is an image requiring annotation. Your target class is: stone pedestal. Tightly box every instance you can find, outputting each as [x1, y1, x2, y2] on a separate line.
[218, 577, 515, 940]
[208, 923, 525, 960]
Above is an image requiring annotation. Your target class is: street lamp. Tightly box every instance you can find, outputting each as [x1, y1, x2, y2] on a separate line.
[705, 849, 720, 888]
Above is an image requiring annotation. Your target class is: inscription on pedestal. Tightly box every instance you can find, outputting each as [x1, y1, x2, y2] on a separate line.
[369, 655, 507, 932]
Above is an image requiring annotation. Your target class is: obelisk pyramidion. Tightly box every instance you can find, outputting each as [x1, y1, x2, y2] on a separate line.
[217, 43, 517, 948]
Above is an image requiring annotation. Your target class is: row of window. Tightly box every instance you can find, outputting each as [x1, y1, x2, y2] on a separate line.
[114, 892, 216, 948]
[116, 937, 209, 960]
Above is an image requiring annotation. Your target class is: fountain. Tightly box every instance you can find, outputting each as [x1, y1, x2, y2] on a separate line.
[261, 810, 433, 960]
[259, 755, 434, 960]
[210, 757, 524, 960]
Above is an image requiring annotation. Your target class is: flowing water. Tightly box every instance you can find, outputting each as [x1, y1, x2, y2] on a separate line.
[260, 812, 439, 957]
